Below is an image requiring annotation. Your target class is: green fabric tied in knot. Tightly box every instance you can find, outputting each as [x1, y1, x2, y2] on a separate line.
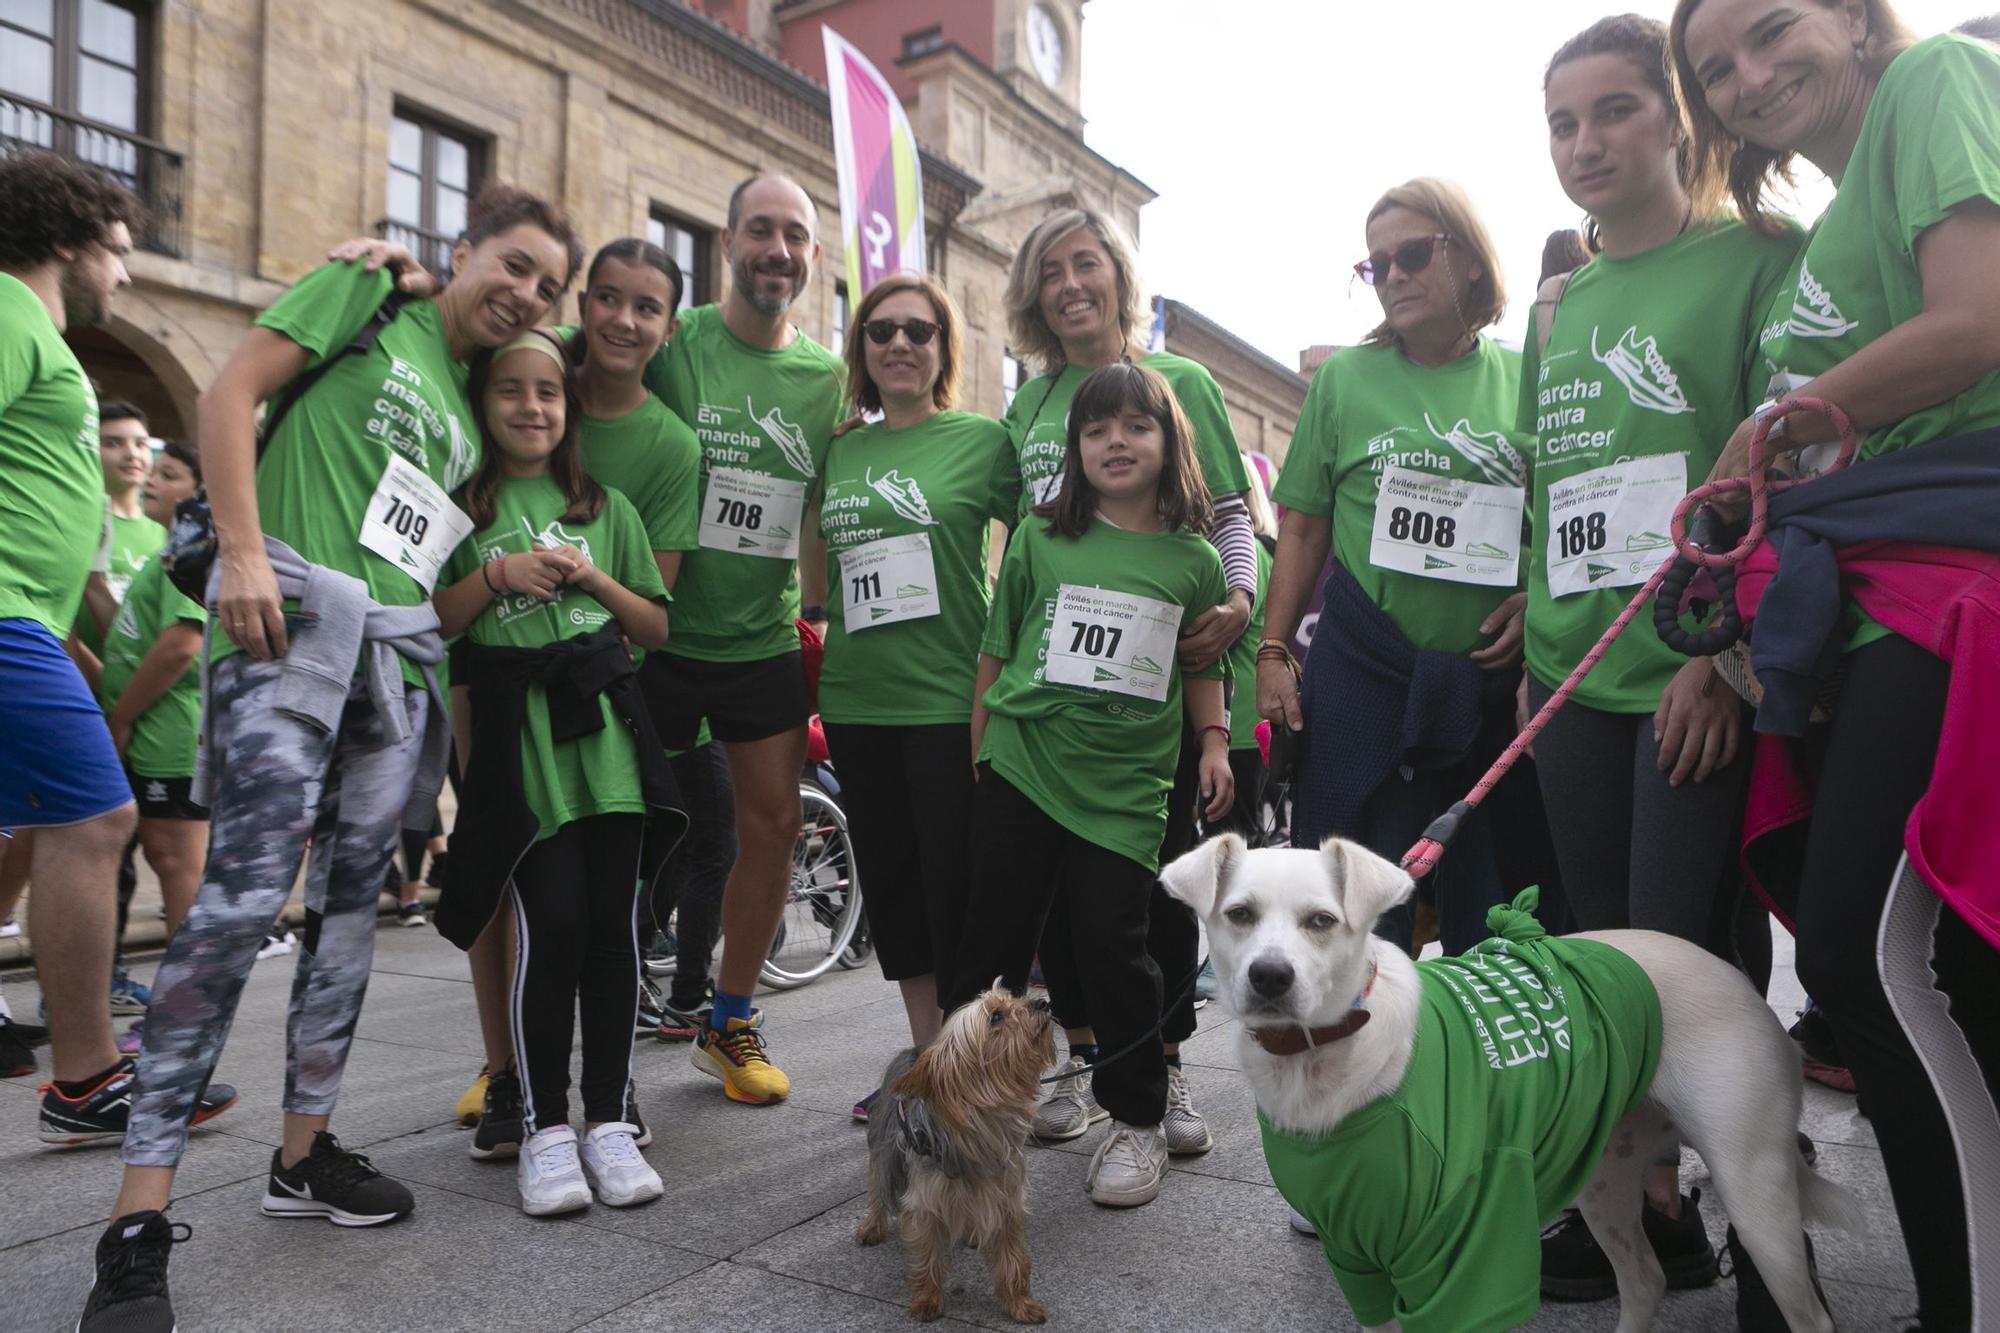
[1483, 886, 1546, 943]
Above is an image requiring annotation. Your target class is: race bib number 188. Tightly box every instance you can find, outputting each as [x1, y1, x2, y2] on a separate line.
[1544, 453, 1686, 597]
[1043, 583, 1182, 703]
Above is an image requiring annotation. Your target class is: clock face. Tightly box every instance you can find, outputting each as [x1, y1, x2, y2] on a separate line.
[1028, 4, 1065, 88]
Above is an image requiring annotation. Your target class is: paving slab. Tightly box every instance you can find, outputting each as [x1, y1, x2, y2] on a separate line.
[577, 1259, 991, 1332]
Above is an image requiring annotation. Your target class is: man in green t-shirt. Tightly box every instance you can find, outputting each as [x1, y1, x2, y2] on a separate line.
[0, 150, 150, 1146]
[638, 176, 845, 1107]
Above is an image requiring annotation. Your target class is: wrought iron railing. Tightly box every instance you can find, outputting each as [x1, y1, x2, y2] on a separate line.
[0, 94, 183, 257]
[373, 217, 457, 278]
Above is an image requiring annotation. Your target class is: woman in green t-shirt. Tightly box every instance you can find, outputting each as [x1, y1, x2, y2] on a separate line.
[1000, 208, 1251, 1154]
[1260, 178, 1529, 958]
[817, 273, 1015, 1088]
[1522, 15, 1806, 1302]
[435, 330, 670, 1218]
[98, 185, 585, 1303]
[1675, 3, 2000, 1325]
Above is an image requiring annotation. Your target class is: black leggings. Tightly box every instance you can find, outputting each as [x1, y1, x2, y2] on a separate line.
[1040, 723, 1201, 1047]
[953, 766, 1165, 1127]
[820, 721, 973, 995]
[508, 813, 644, 1134]
[1782, 635, 2000, 1331]
[647, 744, 735, 1009]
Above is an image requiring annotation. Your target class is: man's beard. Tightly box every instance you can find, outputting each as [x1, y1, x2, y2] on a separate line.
[60, 264, 111, 330]
[732, 256, 803, 318]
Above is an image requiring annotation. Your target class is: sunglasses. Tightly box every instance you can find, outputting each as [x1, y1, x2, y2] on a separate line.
[1353, 234, 1452, 288]
[863, 318, 940, 346]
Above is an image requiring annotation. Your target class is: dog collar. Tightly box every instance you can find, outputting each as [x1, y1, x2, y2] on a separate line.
[1247, 960, 1377, 1057]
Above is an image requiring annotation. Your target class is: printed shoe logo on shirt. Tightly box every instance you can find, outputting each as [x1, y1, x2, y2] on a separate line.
[749, 398, 816, 477]
[534, 520, 592, 564]
[445, 414, 479, 491]
[866, 467, 935, 526]
[1590, 326, 1692, 417]
[1787, 259, 1860, 340]
[1422, 413, 1526, 488]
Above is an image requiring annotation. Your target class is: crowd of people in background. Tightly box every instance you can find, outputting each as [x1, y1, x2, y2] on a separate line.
[1, 1, 1997, 1330]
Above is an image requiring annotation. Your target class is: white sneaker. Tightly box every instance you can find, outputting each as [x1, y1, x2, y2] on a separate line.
[1032, 1054, 1109, 1141]
[579, 1122, 662, 1207]
[1163, 1065, 1214, 1155]
[1288, 1206, 1318, 1236]
[0, 916, 20, 939]
[257, 930, 295, 961]
[517, 1125, 592, 1216]
[1086, 1121, 1168, 1207]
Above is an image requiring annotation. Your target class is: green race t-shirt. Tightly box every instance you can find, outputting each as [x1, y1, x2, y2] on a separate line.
[1759, 34, 2000, 461]
[644, 304, 844, 661]
[1273, 338, 1528, 655]
[1003, 352, 1251, 521]
[1224, 540, 1273, 750]
[817, 411, 1018, 725]
[236, 263, 479, 680]
[99, 557, 206, 779]
[979, 518, 1226, 871]
[0, 273, 101, 635]
[77, 510, 169, 655]
[1260, 902, 1662, 1333]
[1517, 218, 1801, 711]
[444, 477, 668, 839]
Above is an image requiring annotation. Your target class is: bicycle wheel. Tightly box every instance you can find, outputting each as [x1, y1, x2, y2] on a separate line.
[759, 781, 864, 988]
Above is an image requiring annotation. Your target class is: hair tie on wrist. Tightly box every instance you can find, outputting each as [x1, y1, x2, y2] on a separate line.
[1197, 723, 1232, 745]
[481, 559, 499, 593]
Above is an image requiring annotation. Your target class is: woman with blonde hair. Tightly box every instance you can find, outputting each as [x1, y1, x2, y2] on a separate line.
[999, 208, 1255, 1159]
[1674, 1, 2000, 1326]
[1259, 178, 1530, 956]
[818, 272, 1015, 1113]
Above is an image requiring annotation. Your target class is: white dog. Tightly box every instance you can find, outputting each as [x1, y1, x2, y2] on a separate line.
[1160, 833, 1862, 1333]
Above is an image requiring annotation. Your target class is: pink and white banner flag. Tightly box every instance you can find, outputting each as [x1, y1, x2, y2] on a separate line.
[823, 26, 926, 299]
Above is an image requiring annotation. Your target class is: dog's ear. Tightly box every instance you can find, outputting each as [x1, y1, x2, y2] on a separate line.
[1159, 832, 1244, 919]
[1321, 837, 1413, 933]
[893, 1094, 969, 1178]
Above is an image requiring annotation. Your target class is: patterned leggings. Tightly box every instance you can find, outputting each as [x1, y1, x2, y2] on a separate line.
[123, 655, 426, 1167]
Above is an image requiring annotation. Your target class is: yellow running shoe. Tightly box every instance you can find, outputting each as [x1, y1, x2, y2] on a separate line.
[455, 1067, 489, 1127]
[692, 1017, 790, 1104]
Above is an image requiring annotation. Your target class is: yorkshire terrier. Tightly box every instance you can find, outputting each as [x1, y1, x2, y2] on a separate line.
[857, 985, 1059, 1323]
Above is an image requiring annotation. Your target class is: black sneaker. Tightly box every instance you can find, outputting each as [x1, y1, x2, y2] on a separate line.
[637, 975, 669, 1037]
[0, 1017, 36, 1078]
[470, 1067, 524, 1160]
[39, 1058, 238, 1145]
[260, 1131, 414, 1226]
[78, 1209, 190, 1333]
[625, 1077, 652, 1147]
[1728, 1223, 1828, 1331]
[1541, 1189, 1719, 1301]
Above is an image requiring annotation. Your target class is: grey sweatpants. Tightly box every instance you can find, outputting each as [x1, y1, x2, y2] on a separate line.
[123, 655, 426, 1167]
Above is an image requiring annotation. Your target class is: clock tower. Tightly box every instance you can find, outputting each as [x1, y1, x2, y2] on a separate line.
[994, 0, 1085, 126]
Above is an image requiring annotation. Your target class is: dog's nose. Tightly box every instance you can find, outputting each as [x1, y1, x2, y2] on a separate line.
[1028, 996, 1052, 1013]
[1247, 957, 1295, 999]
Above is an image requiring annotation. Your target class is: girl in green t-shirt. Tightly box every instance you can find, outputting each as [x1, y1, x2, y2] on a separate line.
[99, 440, 208, 944]
[434, 330, 670, 1219]
[1674, 6, 2000, 1326]
[815, 273, 1015, 1099]
[951, 363, 1233, 1210]
[1523, 15, 1807, 1299]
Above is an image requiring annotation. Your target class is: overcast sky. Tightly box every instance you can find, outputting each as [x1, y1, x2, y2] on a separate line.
[1078, 0, 1980, 370]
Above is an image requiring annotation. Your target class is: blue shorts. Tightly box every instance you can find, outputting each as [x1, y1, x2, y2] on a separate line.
[0, 618, 134, 829]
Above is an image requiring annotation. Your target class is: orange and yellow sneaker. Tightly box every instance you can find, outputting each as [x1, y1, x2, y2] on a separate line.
[691, 1017, 790, 1104]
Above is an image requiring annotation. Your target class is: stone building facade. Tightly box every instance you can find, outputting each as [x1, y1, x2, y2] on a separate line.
[2, 0, 1300, 460]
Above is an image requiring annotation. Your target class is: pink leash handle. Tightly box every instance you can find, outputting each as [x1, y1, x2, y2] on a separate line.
[1399, 397, 1859, 882]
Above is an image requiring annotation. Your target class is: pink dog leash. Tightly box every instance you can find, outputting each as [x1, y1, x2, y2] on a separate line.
[1397, 397, 1858, 882]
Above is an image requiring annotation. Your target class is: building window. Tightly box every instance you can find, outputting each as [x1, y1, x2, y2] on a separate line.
[1, 0, 183, 254]
[1002, 351, 1025, 410]
[901, 25, 944, 59]
[645, 208, 712, 311]
[832, 280, 849, 353]
[381, 105, 484, 276]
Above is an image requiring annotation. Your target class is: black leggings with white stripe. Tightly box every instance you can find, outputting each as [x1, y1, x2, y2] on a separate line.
[509, 813, 645, 1134]
[1787, 635, 2000, 1332]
